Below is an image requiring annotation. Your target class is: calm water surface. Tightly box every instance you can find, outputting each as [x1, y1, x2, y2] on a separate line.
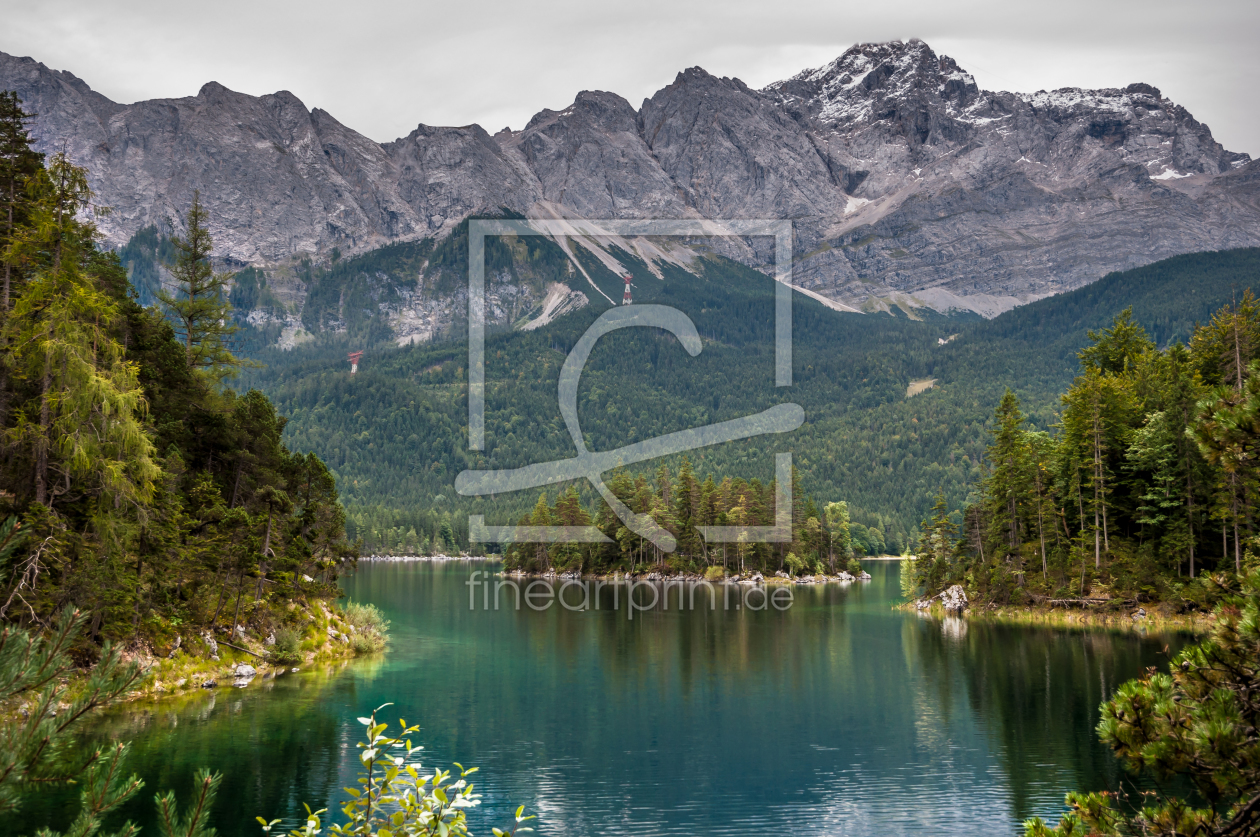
[12, 561, 1188, 836]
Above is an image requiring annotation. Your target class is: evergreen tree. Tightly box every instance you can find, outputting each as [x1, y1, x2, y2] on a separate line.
[1027, 573, 1260, 837]
[823, 501, 852, 571]
[984, 389, 1030, 562]
[159, 191, 237, 381]
[0, 91, 43, 312]
[2, 153, 158, 510]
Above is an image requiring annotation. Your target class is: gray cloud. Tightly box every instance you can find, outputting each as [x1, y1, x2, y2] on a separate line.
[2, 0, 1257, 154]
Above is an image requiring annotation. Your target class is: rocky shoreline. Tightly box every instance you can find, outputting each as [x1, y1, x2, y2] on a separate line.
[500, 568, 873, 584]
[112, 600, 379, 699]
[906, 584, 1210, 632]
[358, 553, 496, 562]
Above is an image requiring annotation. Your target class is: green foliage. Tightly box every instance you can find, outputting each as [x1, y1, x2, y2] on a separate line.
[784, 552, 806, 576]
[0, 607, 145, 826]
[344, 602, 389, 654]
[1025, 572, 1260, 836]
[237, 235, 1260, 560]
[2, 152, 160, 513]
[158, 191, 238, 382]
[0, 603, 228, 837]
[0, 146, 357, 647]
[267, 628, 302, 666]
[0, 90, 43, 312]
[263, 704, 533, 837]
[913, 293, 1260, 608]
[153, 769, 221, 837]
[899, 557, 918, 601]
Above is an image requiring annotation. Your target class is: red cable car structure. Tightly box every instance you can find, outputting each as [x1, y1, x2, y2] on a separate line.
[622, 274, 633, 305]
[347, 350, 363, 374]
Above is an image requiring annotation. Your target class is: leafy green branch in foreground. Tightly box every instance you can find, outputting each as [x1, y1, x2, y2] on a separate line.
[261, 703, 532, 837]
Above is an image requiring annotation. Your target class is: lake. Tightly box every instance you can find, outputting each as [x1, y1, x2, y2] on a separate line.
[10, 560, 1188, 836]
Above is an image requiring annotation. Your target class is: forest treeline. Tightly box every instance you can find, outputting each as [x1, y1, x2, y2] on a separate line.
[227, 247, 1257, 559]
[498, 459, 877, 576]
[0, 93, 356, 650]
[913, 296, 1260, 608]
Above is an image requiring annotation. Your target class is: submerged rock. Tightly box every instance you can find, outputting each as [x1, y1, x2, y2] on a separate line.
[233, 664, 257, 678]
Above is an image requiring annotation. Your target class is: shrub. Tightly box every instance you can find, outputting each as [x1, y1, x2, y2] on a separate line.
[344, 602, 390, 655]
[268, 628, 302, 666]
[703, 565, 726, 582]
[784, 552, 806, 576]
[350, 632, 386, 654]
[847, 558, 863, 576]
[262, 704, 533, 837]
[345, 602, 389, 634]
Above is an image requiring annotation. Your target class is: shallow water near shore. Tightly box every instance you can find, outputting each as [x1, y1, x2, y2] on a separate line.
[8, 561, 1191, 836]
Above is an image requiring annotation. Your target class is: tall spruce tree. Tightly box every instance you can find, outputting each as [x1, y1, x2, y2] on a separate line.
[984, 389, 1030, 562]
[0, 91, 43, 313]
[159, 191, 237, 381]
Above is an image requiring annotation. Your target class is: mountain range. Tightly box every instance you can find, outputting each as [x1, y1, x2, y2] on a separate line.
[2, 38, 1259, 330]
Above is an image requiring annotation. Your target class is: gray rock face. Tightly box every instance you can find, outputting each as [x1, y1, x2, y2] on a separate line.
[2, 39, 1256, 323]
[641, 68, 847, 224]
[384, 123, 538, 237]
[505, 90, 690, 219]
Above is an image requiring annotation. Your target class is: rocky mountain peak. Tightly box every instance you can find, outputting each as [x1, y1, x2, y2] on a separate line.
[766, 39, 980, 134]
[1, 42, 1256, 327]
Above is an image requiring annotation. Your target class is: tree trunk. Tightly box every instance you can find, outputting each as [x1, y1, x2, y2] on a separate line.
[1186, 466, 1196, 579]
[3, 174, 12, 310]
[229, 462, 244, 509]
[231, 569, 245, 634]
[256, 507, 274, 602]
[34, 348, 50, 506]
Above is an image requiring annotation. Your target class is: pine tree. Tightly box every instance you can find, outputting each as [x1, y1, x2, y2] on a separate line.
[159, 191, 238, 381]
[824, 501, 852, 572]
[984, 389, 1030, 563]
[1027, 573, 1260, 837]
[3, 153, 158, 509]
[0, 91, 43, 313]
[1190, 289, 1260, 389]
[528, 492, 552, 570]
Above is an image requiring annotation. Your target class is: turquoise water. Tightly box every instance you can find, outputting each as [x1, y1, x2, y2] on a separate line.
[10, 561, 1187, 835]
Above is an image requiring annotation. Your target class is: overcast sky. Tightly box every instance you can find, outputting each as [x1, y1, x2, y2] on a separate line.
[3, 0, 1257, 155]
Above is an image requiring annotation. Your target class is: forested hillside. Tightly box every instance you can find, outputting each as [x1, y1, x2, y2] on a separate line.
[0, 94, 357, 649]
[223, 223, 1259, 555]
[915, 289, 1260, 609]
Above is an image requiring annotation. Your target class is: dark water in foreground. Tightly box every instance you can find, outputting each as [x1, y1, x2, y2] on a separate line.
[10, 561, 1189, 836]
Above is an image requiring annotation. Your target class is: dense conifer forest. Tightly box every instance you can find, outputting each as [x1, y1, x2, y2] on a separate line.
[913, 292, 1260, 609]
[0, 93, 357, 650]
[215, 237, 1259, 567]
